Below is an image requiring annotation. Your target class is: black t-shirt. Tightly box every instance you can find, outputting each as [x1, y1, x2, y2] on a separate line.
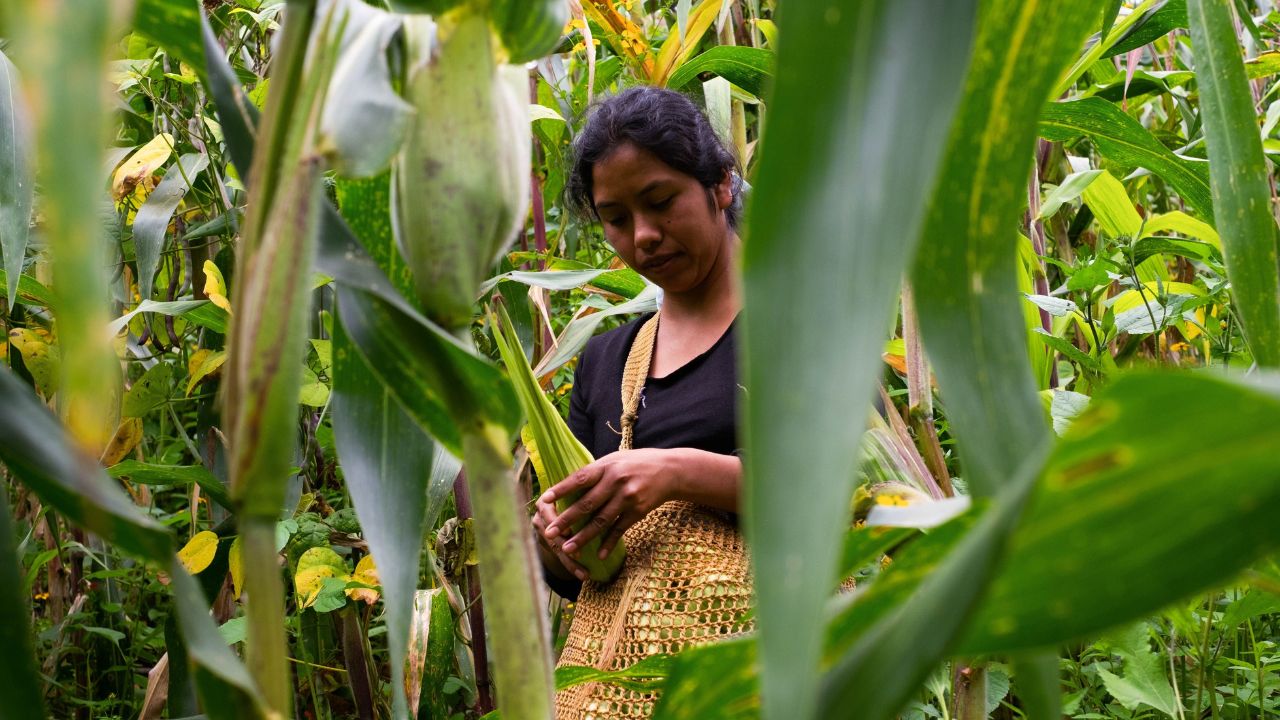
[567, 313, 740, 457]
[545, 313, 741, 599]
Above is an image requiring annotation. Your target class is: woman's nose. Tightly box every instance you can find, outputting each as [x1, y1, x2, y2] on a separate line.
[634, 213, 662, 250]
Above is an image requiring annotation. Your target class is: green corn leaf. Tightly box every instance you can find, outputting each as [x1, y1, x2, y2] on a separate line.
[332, 300, 435, 720]
[0, 489, 46, 720]
[0, 269, 54, 308]
[532, 286, 660, 377]
[957, 372, 1280, 654]
[490, 302, 624, 581]
[1187, 0, 1280, 368]
[169, 560, 269, 720]
[11, 0, 119, 452]
[107, 299, 228, 336]
[913, 0, 1100, 497]
[133, 152, 209, 300]
[1039, 97, 1213, 221]
[408, 588, 457, 718]
[0, 365, 174, 562]
[0, 48, 33, 311]
[738, 2, 978, 718]
[1105, 0, 1187, 57]
[667, 46, 776, 98]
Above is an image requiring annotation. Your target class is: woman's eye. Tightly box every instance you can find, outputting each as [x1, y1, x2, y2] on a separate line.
[602, 215, 626, 227]
[652, 196, 674, 209]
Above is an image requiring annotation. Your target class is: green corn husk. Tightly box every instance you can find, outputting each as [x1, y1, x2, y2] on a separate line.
[492, 304, 626, 582]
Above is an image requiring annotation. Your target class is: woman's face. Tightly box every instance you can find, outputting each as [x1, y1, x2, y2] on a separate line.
[590, 142, 733, 294]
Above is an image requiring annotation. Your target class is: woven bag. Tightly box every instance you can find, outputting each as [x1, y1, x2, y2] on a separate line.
[554, 313, 755, 720]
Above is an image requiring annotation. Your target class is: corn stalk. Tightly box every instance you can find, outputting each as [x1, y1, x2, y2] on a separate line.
[220, 0, 332, 714]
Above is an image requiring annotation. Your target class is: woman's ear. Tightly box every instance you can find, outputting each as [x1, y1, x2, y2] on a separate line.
[714, 170, 734, 210]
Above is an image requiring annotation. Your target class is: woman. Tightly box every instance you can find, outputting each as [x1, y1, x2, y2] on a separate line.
[532, 86, 752, 718]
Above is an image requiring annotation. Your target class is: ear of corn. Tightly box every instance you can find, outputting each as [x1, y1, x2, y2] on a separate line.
[395, 9, 530, 331]
[493, 304, 625, 582]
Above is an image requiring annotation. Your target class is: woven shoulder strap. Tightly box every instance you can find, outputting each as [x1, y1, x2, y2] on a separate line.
[619, 313, 660, 451]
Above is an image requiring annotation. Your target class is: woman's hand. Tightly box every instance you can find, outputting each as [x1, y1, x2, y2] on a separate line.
[531, 495, 590, 582]
[540, 448, 678, 562]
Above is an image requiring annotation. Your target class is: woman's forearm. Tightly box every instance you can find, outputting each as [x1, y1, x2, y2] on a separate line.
[666, 448, 742, 513]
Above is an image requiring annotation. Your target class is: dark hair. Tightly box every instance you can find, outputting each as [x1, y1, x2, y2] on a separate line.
[567, 86, 743, 228]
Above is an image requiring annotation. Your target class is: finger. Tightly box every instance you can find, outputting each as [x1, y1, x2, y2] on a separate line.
[557, 550, 589, 582]
[535, 502, 558, 539]
[542, 463, 603, 505]
[596, 511, 638, 559]
[547, 480, 614, 541]
[561, 496, 625, 556]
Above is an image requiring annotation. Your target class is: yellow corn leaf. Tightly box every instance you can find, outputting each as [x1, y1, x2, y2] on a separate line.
[294, 546, 347, 609]
[112, 133, 175, 200]
[101, 417, 143, 466]
[346, 554, 380, 605]
[652, 0, 723, 86]
[1110, 281, 1203, 314]
[177, 530, 220, 574]
[185, 349, 227, 396]
[1142, 210, 1222, 250]
[202, 260, 232, 315]
[580, 0, 654, 78]
[7, 328, 60, 397]
[228, 536, 244, 598]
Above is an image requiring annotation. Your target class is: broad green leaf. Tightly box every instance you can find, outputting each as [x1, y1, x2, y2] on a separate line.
[739, 2, 978, 718]
[957, 372, 1280, 654]
[107, 460, 233, 511]
[1094, 624, 1180, 717]
[1187, 0, 1280, 368]
[332, 317, 435, 719]
[133, 152, 209, 299]
[169, 560, 269, 720]
[0, 489, 46, 719]
[667, 46, 776, 99]
[0, 49, 33, 311]
[134, 0, 208, 80]
[123, 362, 173, 417]
[1040, 98, 1214, 221]
[0, 366, 173, 561]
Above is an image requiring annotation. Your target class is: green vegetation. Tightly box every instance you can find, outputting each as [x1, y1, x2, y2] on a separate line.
[1, 1, 1279, 719]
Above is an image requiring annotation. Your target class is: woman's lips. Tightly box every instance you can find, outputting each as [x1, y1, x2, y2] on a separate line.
[642, 253, 679, 272]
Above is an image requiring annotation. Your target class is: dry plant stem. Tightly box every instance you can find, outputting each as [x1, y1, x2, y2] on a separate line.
[460, 425, 555, 720]
[901, 283, 952, 496]
[452, 468, 495, 714]
[953, 663, 988, 720]
[242, 519, 292, 717]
